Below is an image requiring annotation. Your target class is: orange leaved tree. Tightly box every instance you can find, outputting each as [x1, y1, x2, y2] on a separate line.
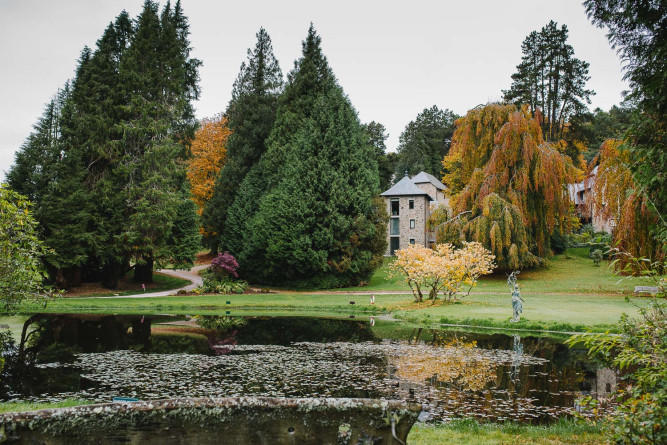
[186, 114, 231, 217]
[440, 104, 579, 269]
[590, 139, 665, 273]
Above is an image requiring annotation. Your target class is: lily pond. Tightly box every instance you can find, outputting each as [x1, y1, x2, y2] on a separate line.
[0, 314, 616, 423]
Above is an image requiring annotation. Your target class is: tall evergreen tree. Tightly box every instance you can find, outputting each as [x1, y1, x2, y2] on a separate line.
[225, 25, 387, 287]
[504, 21, 594, 143]
[394, 105, 458, 179]
[110, 0, 201, 284]
[202, 27, 283, 252]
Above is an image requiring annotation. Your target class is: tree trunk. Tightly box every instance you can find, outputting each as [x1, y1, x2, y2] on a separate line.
[133, 256, 154, 283]
[101, 261, 125, 289]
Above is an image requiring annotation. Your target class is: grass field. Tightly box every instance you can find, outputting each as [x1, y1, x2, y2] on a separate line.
[12, 248, 660, 333]
[409, 419, 606, 444]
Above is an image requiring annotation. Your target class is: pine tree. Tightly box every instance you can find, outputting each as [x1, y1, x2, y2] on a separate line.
[504, 21, 594, 144]
[226, 25, 386, 287]
[202, 27, 283, 252]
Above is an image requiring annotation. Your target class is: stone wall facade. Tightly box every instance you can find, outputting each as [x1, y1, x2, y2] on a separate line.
[385, 195, 430, 255]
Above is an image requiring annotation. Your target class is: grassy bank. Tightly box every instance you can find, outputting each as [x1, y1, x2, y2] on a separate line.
[409, 419, 606, 444]
[0, 399, 92, 414]
[25, 286, 644, 332]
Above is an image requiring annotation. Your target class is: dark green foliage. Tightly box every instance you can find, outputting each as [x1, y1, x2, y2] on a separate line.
[550, 230, 568, 255]
[503, 21, 594, 142]
[394, 106, 458, 179]
[226, 25, 387, 288]
[362, 121, 394, 191]
[574, 105, 633, 162]
[203, 28, 283, 252]
[7, 1, 201, 288]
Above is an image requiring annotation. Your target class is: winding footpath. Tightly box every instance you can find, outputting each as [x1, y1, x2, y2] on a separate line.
[81, 265, 207, 299]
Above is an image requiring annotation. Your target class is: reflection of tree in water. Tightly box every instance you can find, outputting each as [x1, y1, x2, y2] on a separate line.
[393, 337, 496, 392]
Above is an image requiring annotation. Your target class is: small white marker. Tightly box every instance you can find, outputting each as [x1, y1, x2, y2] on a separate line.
[370, 317, 375, 326]
[370, 294, 375, 305]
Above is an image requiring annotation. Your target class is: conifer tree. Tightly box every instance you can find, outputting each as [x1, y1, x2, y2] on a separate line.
[226, 25, 386, 287]
[111, 0, 201, 284]
[504, 21, 594, 143]
[362, 121, 394, 191]
[394, 106, 458, 178]
[203, 28, 283, 252]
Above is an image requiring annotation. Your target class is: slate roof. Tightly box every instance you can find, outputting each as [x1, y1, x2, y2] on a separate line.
[411, 171, 446, 191]
[380, 173, 434, 200]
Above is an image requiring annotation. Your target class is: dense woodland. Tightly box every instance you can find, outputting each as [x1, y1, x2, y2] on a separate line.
[3, 0, 665, 296]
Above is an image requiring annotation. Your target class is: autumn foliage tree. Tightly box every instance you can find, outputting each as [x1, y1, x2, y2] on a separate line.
[590, 139, 665, 272]
[440, 104, 578, 269]
[389, 243, 495, 302]
[186, 114, 231, 217]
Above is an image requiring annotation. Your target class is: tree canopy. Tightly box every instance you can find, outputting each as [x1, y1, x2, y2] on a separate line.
[0, 185, 53, 314]
[394, 106, 458, 179]
[440, 104, 578, 269]
[202, 27, 283, 252]
[504, 21, 594, 143]
[583, 0, 667, 245]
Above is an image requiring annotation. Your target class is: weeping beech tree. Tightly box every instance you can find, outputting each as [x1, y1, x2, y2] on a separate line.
[590, 139, 665, 272]
[440, 104, 578, 269]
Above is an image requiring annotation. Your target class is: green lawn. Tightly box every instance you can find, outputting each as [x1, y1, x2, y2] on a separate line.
[337, 247, 651, 295]
[409, 419, 606, 444]
[13, 247, 660, 333]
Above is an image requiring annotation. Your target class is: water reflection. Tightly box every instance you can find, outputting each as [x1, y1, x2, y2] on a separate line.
[0, 314, 616, 423]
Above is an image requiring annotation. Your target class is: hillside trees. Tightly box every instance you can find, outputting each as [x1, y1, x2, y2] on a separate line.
[394, 106, 458, 179]
[202, 28, 283, 252]
[439, 104, 578, 269]
[7, 1, 201, 288]
[224, 25, 387, 287]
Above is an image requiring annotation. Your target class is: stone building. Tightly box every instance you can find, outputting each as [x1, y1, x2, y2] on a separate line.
[380, 171, 449, 255]
[568, 166, 614, 233]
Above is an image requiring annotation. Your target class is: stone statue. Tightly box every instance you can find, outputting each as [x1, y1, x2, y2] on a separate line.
[507, 271, 523, 322]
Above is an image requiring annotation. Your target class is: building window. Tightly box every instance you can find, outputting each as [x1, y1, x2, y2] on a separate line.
[409, 219, 415, 229]
[390, 237, 400, 255]
[409, 199, 414, 209]
[391, 199, 399, 216]
[390, 218, 400, 236]
[409, 238, 415, 245]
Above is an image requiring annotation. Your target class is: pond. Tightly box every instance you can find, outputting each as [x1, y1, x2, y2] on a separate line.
[0, 314, 616, 423]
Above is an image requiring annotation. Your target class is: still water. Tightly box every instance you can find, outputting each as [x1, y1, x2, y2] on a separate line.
[0, 314, 615, 423]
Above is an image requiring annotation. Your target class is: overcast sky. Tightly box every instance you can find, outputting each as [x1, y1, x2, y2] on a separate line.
[0, 0, 627, 182]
